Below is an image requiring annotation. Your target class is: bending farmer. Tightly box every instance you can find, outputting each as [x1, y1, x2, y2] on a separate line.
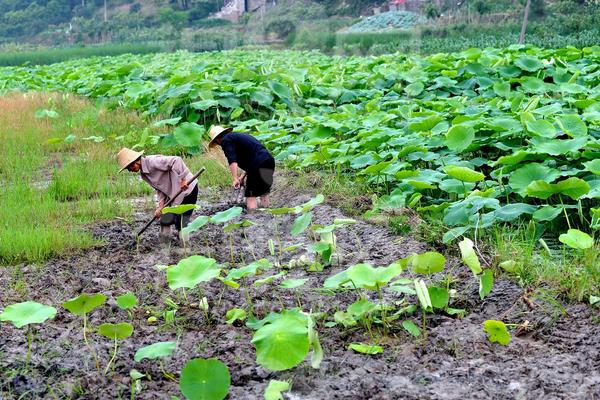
[208, 126, 275, 210]
[117, 148, 198, 241]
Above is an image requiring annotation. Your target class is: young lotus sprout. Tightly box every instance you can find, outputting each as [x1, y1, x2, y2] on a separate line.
[62, 293, 107, 370]
[0, 301, 57, 363]
[134, 341, 177, 380]
[97, 322, 134, 374]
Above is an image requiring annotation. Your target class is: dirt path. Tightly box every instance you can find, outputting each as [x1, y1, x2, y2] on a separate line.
[1, 176, 599, 399]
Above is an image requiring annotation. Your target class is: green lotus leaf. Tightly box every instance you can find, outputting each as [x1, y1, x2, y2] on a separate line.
[279, 278, 309, 289]
[521, 76, 547, 93]
[291, 212, 312, 236]
[180, 358, 231, 400]
[162, 204, 196, 215]
[173, 122, 204, 148]
[509, 163, 560, 195]
[411, 251, 445, 275]
[0, 301, 57, 328]
[559, 229, 594, 250]
[533, 205, 563, 222]
[210, 206, 243, 224]
[134, 341, 177, 362]
[445, 125, 475, 152]
[225, 308, 247, 324]
[493, 81, 511, 98]
[97, 322, 133, 340]
[401, 320, 421, 337]
[555, 177, 590, 200]
[167, 255, 221, 290]
[555, 114, 587, 138]
[444, 165, 484, 182]
[181, 215, 210, 235]
[226, 259, 272, 281]
[348, 343, 383, 355]
[116, 292, 137, 310]
[584, 159, 600, 175]
[525, 119, 556, 138]
[529, 136, 587, 156]
[63, 293, 107, 316]
[479, 269, 494, 300]
[268, 80, 292, 100]
[405, 81, 424, 97]
[251, 311, 309, 371]
[458, 237, 482, 275]
[494, 203, 538, 222]
[264, 380, 291, 400]
[515, 56, 544, 72]
[428, 286, 449, 309]
[483, 320, 510, 345]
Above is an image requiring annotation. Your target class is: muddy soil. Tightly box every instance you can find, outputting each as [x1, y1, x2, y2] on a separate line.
[1, 175, 599, 400]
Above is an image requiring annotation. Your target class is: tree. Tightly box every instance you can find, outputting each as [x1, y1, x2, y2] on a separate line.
[518, 0, 531, 44]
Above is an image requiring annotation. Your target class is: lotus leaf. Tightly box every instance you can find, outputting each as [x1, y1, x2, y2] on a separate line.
[180, 358, 231, 400]
[559, 229, 594, 250]
[483, 320, 510, 345]
[167, 256, 221, 290]
[134, 341, 177, 362]
[0, 301, 57, 328]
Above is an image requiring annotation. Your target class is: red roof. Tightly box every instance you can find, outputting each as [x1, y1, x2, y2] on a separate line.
[390, 0, 406, 4]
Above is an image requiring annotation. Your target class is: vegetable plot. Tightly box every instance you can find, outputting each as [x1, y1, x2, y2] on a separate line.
[0, 47, 598, 241]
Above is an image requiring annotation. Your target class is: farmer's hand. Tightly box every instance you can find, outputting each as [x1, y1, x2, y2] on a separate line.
[154, 207, 164, 218]
[180, 178, 189, 190]
[232, 177, 241, 189]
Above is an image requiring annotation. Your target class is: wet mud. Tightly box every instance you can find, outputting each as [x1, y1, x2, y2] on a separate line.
[1, 176, 599, 399]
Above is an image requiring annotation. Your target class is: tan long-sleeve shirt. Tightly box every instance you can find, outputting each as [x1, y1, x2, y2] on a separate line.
[140, 156, 197, 206]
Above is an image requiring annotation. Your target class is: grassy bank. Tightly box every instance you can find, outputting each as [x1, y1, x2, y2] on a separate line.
[0, 93, 229, 264]
[0, 43, 163, 66]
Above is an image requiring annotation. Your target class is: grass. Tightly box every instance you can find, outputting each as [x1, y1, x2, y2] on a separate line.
[491, 225, 599, 302]
[0, 43, 163, 67]
[0, 93, 151, 264]
[0, 92, 232, 265]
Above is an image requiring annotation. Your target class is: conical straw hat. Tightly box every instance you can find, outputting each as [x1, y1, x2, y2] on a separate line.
[117, 148, 144, 172]
[208, 125, 232, 148]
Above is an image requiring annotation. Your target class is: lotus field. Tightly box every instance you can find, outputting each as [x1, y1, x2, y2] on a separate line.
[1, 46, 599, 244]
[0, 45, 599, 398]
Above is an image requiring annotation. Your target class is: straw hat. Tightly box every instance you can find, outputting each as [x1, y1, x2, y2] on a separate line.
[208, 125, 232, 148]
[117, 148, 144, 172]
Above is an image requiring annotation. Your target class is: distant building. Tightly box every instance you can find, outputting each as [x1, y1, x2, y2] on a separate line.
[388, 0, 425, 13]
[213, 0, 276, 22]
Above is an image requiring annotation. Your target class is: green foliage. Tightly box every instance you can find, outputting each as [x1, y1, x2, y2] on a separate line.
[264, 380, 291, 400]
[348, 343, 383, 355]
[250, 310, 314, 371]
[166, 255, 222, 290]
[483, 320, 511, 345]
[559, 229, 594, 250]
[63, 293, 106, 316]
[0, 301, 56, 328]
[179, 358, 231, 400]
[116, 292, 138, 310]
[97, 322, 134, 340]
[134, 341, 177, 362]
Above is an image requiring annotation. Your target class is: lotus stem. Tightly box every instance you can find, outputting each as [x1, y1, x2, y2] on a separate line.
[83, 314, 101, 371]
[26, 326, 32, 364]
[104, 337, 119, 375]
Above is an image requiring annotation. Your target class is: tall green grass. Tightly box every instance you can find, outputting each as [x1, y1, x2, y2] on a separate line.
[0, 43, 163, 67]
[0, 93, 150, 264]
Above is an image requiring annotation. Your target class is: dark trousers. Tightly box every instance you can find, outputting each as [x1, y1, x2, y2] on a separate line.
[160, 184, 198, 231]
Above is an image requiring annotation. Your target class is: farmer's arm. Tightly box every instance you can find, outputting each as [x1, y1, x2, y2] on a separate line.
[155, 190, 167, 218]
[221, 138, 241, 188]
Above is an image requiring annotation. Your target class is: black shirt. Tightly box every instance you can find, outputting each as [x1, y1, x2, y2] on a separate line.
[221, 132, 274, 171]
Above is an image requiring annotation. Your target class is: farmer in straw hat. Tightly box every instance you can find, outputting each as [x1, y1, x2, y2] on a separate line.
[208, 126, 275, 210]
[117, 148, 198, 242]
